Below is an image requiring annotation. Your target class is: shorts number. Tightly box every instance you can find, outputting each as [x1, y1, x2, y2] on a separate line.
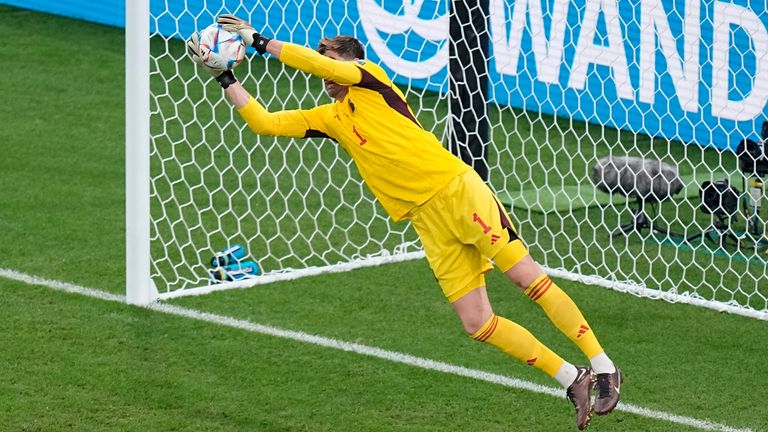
[472, 213, 492, 234]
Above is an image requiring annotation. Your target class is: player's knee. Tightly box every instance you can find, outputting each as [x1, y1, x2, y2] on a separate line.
[454, 305, 491, 335]
[451, 283, 493, 334]
[468, 314, 499, 342]
[461, 315, 489, 335]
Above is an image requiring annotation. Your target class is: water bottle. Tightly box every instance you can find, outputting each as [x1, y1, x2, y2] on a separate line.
[210, 244, 246, 267]
[209, 260, 261, 282]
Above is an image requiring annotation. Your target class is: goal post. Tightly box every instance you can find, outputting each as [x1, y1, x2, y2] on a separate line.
[449, 0, 490, 181]
[125, 0, 156, 305]
[127, 0, 768, 320]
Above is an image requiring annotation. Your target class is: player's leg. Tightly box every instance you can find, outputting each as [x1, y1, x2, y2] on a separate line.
[411, 174, 594, 429]
[498, 253, 611, 367]
[452, 170, 610, 368]
[450, 281, 595, 430]
[411, 179, 574, 381]
[491, 221, 622, 415]
[453, 169, 622, 417]
[450, 280, 575, 382]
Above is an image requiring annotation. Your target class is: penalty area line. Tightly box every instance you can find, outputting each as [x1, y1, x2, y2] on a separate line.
[0, 267, 760, 432]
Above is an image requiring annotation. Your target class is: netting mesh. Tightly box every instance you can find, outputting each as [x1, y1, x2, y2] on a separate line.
[148, 0, 768, 317]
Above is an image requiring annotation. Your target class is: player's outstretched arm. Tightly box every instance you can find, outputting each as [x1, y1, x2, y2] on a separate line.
[187, 29, 329, 138]
[217, 14, 361, 86]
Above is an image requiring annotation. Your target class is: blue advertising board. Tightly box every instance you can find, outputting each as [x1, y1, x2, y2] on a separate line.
[4, 0, 767, 150]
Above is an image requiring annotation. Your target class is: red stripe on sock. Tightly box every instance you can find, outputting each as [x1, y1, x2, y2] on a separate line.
[527, 276, 550, 299]
[531, 279, 552, 301]
[480, 316, 499, 341]
[475, 315, 499, 342]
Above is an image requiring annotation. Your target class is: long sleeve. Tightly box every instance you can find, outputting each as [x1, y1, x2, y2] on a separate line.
[237, 97, 332, 138]
[278, 43, 362, 86]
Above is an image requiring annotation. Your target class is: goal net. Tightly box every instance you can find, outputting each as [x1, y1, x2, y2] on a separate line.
[131, 0, 768, 318]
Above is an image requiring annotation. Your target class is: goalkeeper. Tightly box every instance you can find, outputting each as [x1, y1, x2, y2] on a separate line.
[187, 15, 622, 430]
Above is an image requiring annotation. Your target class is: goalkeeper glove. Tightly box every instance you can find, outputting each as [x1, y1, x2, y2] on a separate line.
[217, 14, 272, 55]
[186, 32, 237, 89]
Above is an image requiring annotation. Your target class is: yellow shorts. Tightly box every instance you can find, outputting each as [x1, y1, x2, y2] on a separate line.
[410, 170, 529, 302]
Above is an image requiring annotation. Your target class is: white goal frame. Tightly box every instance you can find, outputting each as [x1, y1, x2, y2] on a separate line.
[126, 0, 154, 305]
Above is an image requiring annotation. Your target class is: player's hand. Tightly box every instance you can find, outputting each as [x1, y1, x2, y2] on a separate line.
[186, 33, 237, 88]
[186, 32, 228, 77]
[217, 14, 256, 46]
[218, 14, 271, 55]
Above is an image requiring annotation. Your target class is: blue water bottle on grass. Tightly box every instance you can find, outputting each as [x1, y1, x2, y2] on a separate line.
[210, 244, 246, 267]
[209, 260, 261, 282]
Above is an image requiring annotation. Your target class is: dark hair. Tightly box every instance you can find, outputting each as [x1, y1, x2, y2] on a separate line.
[317, 36, 365, 60]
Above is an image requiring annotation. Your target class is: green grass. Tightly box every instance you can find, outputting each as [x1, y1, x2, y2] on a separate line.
[0, 6, 125, 293]
[0, 5, 767, 432]
[4, 274, 768, 432]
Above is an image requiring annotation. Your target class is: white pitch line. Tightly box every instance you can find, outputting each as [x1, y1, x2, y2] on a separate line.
[0, 267, 760, 432]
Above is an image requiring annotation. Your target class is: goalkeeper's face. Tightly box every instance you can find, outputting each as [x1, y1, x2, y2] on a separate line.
[323, 78, 345, 101]
[322, 50, 350, 101]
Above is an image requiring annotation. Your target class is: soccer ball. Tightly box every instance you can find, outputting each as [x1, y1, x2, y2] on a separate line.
[198, 23, 246, 70]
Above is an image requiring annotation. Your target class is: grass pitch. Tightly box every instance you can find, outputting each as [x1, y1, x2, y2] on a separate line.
[0, 5, 766, 432]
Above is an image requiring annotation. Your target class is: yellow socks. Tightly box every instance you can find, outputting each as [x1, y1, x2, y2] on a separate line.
[473, 314, 564, 377]
[470, 275, 614, 384]
[524, 274, 604, 359]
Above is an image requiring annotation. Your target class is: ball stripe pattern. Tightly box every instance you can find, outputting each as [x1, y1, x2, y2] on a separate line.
[198, 23, 245, 70]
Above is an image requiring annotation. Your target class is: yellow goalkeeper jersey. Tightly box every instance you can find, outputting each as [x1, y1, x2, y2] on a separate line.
[237, 43, 470, 221]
